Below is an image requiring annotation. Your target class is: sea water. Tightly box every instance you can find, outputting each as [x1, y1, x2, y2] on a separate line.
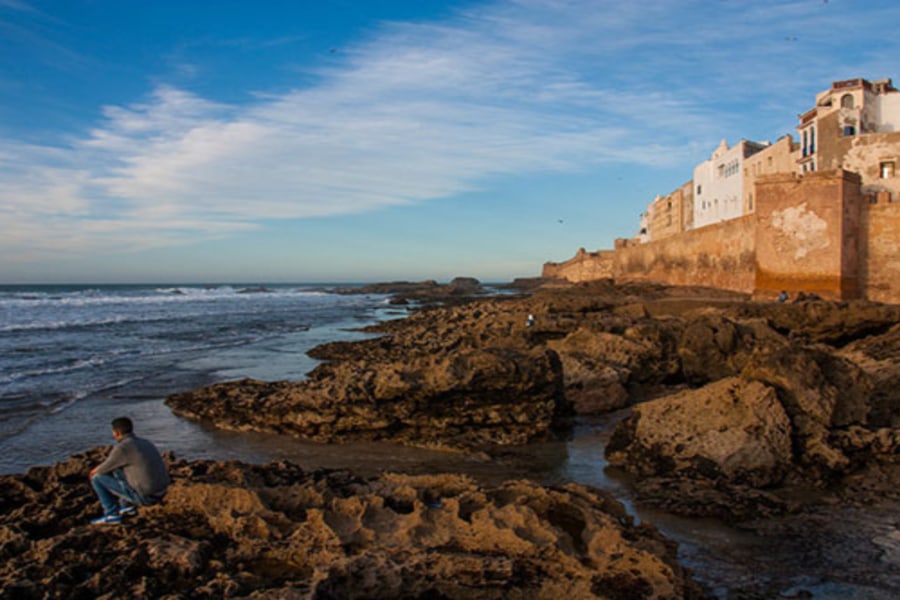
[0, 283, 396, 474]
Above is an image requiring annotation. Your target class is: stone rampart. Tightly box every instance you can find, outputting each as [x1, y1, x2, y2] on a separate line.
[613, 216, 757, 293]
[860, 199, 900, 304]
[543, 169, 900, 304]
[754, 170, 863, 300]
[542, 248, 614, 281]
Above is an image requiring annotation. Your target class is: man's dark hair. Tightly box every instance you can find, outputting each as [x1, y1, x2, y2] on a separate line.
[111, 417, 134, 436]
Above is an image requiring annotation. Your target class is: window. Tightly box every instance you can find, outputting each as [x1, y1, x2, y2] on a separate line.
[697, 184, 702, 195]
[881, 161, 896, 179]
[809, 127, 816, 154]
[843, 125, 856, 136]
[802, 130, 808, 157]
[841, 93, 855, 109]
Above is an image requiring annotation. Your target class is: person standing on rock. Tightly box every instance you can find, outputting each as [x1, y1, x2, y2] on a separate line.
[88, 416, 170, 525]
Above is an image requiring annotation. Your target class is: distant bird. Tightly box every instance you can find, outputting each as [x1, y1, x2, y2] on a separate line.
[557, 219, 564, 224]
[785, 36, 798, 42]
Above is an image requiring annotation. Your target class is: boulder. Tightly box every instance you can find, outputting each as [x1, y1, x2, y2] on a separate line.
[741, 343, 872, 475]
[839, 322, 900, 428]
[167, 346, 567, 451]
[606, 377, 793, 487]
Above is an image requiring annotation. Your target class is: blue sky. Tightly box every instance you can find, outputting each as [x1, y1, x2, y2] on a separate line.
[1, 0, 898, 284]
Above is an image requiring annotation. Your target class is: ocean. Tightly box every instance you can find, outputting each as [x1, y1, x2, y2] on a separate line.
[0, 283, 398, 475]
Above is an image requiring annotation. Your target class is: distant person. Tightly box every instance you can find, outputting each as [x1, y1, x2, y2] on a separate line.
[526, 314, 536, 328]
[89, 416, 170, 525]
[793, 291, 808, 303]
[777, 290, 789, 303]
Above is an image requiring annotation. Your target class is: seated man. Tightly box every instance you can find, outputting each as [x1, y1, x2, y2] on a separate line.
[89, 416, 171, 525]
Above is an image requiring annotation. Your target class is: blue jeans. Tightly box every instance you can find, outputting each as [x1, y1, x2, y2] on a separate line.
[90, 471, 148, 516]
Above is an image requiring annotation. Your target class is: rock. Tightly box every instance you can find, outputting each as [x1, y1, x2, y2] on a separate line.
[334, 280, 440, 295]
[606, 377, 793, 487]
[167, 346, 567, 451]
[839, 323, 900, 428]
[547, 325, 678, 414]
[677, 315, 759, 385]
[164, 280, 899, 518]
[632, 478, 791, 522]
[0, 454, 705, 599]
[334, 278, 487, 306]
[741, 343, 872, 476]
[728, 300, 900, 347]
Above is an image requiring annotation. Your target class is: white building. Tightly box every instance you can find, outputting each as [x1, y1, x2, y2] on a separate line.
[692, 139, 767, 229]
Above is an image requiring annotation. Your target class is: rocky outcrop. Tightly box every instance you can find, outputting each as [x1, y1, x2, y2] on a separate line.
[607, 377, 793, 487]
[168, 346, 567, 451]
[165, 279, 899, 521]
[0, 451, 704, 599]
[335, 277, 488, 305]
[602, 295, 900, 519]
[839, 322, 900, 428]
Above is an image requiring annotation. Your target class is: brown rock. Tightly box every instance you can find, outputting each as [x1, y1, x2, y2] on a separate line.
[839, 322, 900, 428]
[0, 454, 705, 599]
[607, 377, 793, 487]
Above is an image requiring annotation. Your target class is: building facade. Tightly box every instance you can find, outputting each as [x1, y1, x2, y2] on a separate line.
[693, 139, 768, 229]
[646, 181, 691, 242]
[797, 78, 900, 201]
[742, 135, 798, 214]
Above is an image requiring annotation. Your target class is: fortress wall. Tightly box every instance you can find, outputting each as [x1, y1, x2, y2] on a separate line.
[542, 248, 615, 282]
[860, 199, 900, 304]
[544, 169, 898, 304]
[612, 216, 757, 293]
[754, 170, 862, 300]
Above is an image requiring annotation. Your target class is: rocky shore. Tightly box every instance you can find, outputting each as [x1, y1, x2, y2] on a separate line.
[3, 279, 899, 598]
[0, 449, 703, 599]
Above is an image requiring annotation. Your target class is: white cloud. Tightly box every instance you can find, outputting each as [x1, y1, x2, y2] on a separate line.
[2, 0, 899, 265]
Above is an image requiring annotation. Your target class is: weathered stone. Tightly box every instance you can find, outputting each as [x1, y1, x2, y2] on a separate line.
[0, 453, 705, 599]
[607, 377, 793, 487]
[168, 346, 567, 451]
[839, 322, 900, 428]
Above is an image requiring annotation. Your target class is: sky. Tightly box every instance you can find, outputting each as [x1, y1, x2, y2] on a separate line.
[1, 0, 899, 284]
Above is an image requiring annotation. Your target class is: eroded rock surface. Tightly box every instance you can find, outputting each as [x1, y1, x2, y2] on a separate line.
[0, 451, 704, 600]
[606, 377, 793, 487]
[166, 280, 900, 522]
[168, 345, 566, 451]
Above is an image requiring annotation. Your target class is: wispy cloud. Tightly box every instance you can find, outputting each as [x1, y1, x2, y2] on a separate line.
[2, 0, 898, 263]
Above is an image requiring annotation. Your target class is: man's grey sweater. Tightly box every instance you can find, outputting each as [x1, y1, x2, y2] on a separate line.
[95, 433, 171, 499]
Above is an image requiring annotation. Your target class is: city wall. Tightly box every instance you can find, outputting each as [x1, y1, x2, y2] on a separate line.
[543, 169, 900, 304]
[542, 248, 615, 281]
[612, 216, 757, 293]
[754, 171, 863, 300]
[860, 199, 900, 304]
